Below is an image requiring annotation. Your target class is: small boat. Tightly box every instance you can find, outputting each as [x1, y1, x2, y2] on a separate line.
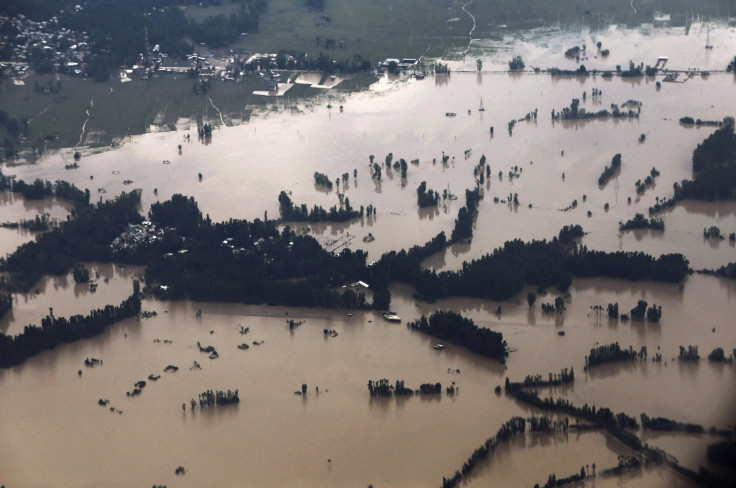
[433, 344, 445, 350]
[445, 112, 456, 117]
[381, 312, 401, 323]
[478, 98, 485, 111]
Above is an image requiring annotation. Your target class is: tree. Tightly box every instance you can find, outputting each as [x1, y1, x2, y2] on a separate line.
[509, 56, 525, 71]
[372, 287, 391, 310]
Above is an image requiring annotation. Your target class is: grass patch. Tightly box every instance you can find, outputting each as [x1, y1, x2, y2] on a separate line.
[183, 4, 244, 23]
[0, 73, 327, 151]
[334, 72, 379, 92]
[235, 0, 730, 63]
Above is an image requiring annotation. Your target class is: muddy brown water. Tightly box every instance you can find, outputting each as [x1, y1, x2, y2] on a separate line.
[2, 26, 736, 487]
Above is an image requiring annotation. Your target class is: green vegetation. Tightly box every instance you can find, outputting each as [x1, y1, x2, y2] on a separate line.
[0, 190, 690, 326]
[2, 189, 142, 291]
[232, 0, 732, 63]
[0, 171, 90, 209]
[440, 416, 529, 488]
[313, 171, 333, 189]
[278, 190, 361, 222]
[366, 379, 443, 397]
[552, 98, 640, 121]
[72, 264, 90, 283]
[3, 1, 267, 81]
[707, 347, 733, 363]
[597, 153, 621, 186]
[707, 441, 736, 466]
[693, 120, 736, 173]
[679, 345, 700, 362]
[619, 213, 664, 231]
[640, 413, 704, 433]
[0, 292, 11, 318]
[521, 368, 574, 387]
[0, 285, 141, 368]
[679, 116, 723, 127]
[407, 311, 508, 363]
[333, 72, 379, 92]
[0, 110, 28, 159]
[667, 119, 736, 202]
[416, 181, 440, 208]
[191, 389, 240, 409]
[557, 225, 583, 245]
[585, 342, 646, 369]
[450, 188, 482, 242]
[628, 299, 661, 322]
[0, 74, 269, 152]
[634, 167, 660, 195]
[508, 56, 525, 71]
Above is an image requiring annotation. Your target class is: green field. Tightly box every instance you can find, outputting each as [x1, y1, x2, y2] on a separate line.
[0, 74, 273, 151]
[225, 0, 732, 62]
[183, 3, 244, 23]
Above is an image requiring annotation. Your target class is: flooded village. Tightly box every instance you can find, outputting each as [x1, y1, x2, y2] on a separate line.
[1, 1, 736, 487]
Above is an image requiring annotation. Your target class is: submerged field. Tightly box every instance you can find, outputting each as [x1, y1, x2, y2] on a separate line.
[1, 23, 736, 488]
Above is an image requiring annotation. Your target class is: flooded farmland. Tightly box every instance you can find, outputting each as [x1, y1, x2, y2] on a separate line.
[2, 24, 736, 487]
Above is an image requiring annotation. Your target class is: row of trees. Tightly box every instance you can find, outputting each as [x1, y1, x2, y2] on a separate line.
[620, 213, 664, 231]
[386, 239, 687, 304]
[1, 191, 691, 329]
[366, 379, 442, 397]
[0, 170, 91, 209]
[598, 153, 621, 186]
[585, 342, 646, 368]
[450, 188, 482, 242]
[522, 368, 574, 387]
[278, 191, 361, 222]
[551, 98, 640, 121]
[193, 389, 239, 409]
[407, 311, 508, 362]
[640, 413, 704, 433]
[0, 284, 141, 368]
[441, 416, 527, 488]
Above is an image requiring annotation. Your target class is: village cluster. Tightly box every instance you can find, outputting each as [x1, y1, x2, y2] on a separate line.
[0, 12, 91, 79]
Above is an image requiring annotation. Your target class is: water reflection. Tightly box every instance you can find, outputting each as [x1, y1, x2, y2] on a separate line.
[417, 206, 439, 220]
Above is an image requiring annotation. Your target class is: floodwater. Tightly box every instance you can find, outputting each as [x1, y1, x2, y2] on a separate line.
[0, 263, 143, 336]
[0, 192, 71, 258]
[10, 63, 736, 270]
[2, 25, 736, 487]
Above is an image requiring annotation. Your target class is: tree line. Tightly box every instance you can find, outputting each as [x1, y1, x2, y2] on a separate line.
[278, 191, 361, 222]
[598, 153, 621, 186]
[0, 170, 91, 209]
[651, 119, 736, 210]
[1, 189, 142, 291]
[407, 311, 508, 362]
[620, 213, 664, 231]
[367, 379, 443, 397]
[1, 192, 691, 324]
[0, 283, 141, 368]
[585, 342, 646, 369]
